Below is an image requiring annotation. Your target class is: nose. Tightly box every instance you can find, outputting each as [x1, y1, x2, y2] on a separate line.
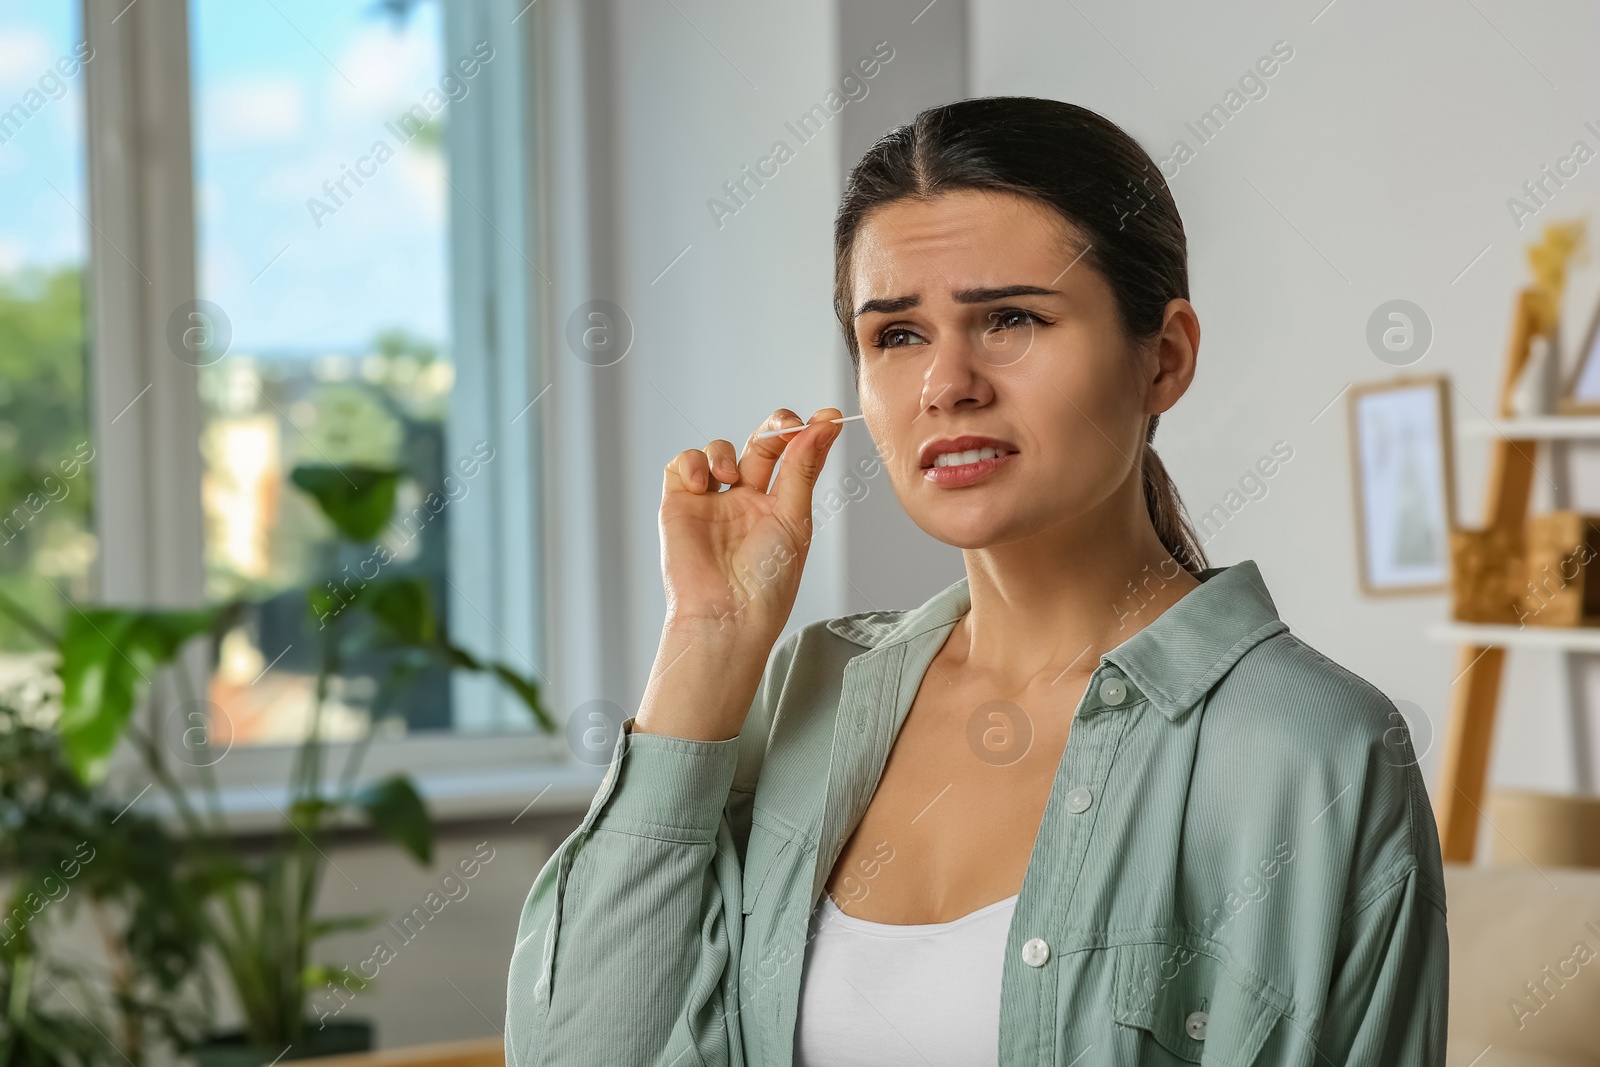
[919, 333, 995, 416]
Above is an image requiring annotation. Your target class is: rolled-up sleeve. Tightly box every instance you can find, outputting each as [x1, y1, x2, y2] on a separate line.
[1317, 865, 1449, 1065]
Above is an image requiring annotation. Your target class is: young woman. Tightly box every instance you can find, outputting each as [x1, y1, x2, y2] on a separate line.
[506, 96, 1448, 1067]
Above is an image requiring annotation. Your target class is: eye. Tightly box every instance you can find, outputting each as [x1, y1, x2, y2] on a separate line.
[988, 307, 1042, 331]
[872, 325, 928, 349]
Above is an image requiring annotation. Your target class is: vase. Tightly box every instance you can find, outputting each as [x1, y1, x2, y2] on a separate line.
[195, 1019, 374, 1067]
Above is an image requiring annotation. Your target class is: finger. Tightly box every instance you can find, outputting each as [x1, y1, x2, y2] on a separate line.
[771, 408, 843, 536]
[664, 448, 713, 496]
[738, 409, 803, 493]
[705, 439, 740, 490]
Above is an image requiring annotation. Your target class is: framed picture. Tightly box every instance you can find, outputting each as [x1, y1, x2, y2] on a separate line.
[1559, 294, 1600, 414]
[1347, 375, 1457, 595]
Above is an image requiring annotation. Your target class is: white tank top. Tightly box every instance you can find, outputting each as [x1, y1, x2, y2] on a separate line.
[792, 890, 1019, 1066]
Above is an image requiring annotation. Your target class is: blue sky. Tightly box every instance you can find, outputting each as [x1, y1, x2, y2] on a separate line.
[0, 0, 453, 355]
[0, 1, 86, 281]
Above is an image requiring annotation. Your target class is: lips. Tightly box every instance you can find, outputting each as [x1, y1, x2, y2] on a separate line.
[918, 435, 1021, 470]
[917, 434, 1021, 488]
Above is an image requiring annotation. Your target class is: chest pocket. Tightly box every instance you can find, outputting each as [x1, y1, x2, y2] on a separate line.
[1112, 939, 1288, 1065]
[741, 814, 798, 917]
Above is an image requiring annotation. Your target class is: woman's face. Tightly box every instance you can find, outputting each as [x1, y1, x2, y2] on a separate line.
[850, 188, 1196, 550]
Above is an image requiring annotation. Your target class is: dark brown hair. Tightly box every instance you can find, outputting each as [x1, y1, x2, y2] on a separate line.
[832, 95, 1210, 575]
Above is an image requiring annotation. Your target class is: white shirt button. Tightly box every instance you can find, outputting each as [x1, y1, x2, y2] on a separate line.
[1065, 786, 1093, 813]
[1185, 1011, 1208, 1040]
[1099, 675, 1128, 705]
[1021, 937, 1051, 967]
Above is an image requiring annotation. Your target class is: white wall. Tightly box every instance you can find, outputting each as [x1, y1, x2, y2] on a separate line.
[970, 0, 1600, 836]
[599, 0, 848, 690]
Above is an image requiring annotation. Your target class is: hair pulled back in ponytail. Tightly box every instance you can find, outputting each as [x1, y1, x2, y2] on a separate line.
[833, 95, 1210, 575]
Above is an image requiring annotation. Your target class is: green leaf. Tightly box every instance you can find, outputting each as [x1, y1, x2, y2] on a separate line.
[303, 963, 372, 995]
[289, 466, 401, 542]
[8, 952, 32, 1024]
[355, 775, 432, 865]
[289, 796, 333, 833]
[439, 642, 553, 733]
[307, 913, 383, 940]
[489, 663, 554, 733]
[440, 643, 481, 671]
[55, 607, 215, 782]
[365, 579, 436, 646]
[309, 584, 345, 626]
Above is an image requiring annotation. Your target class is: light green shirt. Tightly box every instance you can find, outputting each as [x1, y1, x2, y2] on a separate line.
[506, 559, 1449, 1065]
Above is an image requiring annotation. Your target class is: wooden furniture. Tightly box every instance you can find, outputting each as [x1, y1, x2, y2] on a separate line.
[310, 1037, 503, 1067]
[1431, 221, 1590, 862]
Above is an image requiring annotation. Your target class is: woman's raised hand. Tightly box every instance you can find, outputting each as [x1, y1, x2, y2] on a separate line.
[657, 407, 844, 653]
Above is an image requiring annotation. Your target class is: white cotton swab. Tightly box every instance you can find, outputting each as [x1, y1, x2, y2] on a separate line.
[754, 413, 865, 440]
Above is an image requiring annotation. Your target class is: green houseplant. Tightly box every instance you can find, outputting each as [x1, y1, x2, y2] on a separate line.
[0, 698, 207, 1067]
[0, 936, 110, 1067]
[0, 464, 552, 1067]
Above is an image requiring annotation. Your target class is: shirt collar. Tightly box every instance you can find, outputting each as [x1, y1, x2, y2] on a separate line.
[823, 559, 1288, 722]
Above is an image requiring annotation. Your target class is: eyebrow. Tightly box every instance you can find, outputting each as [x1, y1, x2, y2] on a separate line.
[854, 284, 1060, 318]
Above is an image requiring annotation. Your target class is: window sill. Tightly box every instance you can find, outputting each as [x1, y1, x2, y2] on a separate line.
[119, 732, 608, 836]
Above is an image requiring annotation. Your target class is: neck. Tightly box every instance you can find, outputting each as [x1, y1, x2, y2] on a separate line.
[950, 492, 1202, 685]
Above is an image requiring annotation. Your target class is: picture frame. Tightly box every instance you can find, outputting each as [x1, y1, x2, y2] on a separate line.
[1558, 293, 1600, 414]
[1347, 375, 1458, 595]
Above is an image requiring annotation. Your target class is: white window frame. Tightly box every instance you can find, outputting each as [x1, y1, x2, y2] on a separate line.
[80, 0, 612, 826]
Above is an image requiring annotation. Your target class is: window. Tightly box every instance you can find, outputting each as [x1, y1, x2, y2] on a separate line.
[0, 1, 94, 695]
[61, 0, 573, 810]
[190, 0, 464, 745]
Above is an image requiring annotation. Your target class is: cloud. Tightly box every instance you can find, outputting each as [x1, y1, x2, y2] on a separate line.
[257, 153, 354, 203]
[203, 77, 306, 149]
[329, 25, 440, 121]
[197, 177, 228, 226]
[0, 29, 52, 90]
[0, 237, 26, 274]
[396, 151, 446, 225]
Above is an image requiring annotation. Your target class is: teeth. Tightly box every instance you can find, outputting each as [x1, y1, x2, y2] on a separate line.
[934, 447, 1005, 468]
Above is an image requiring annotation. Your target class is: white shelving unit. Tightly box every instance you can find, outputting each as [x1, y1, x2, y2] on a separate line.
[1426, 621, 1600, 654]
[1440, 412, 1598, 794]
[1459, 417, 1600, 440]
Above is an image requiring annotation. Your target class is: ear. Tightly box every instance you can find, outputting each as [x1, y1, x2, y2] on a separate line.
[1146, 298, 1199, 416]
